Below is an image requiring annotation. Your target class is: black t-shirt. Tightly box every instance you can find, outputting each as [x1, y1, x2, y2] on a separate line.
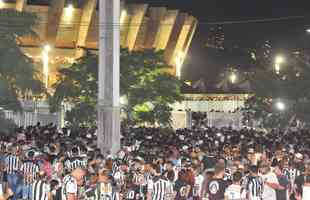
[125, 186, 142, 200]
[174, 180, 189, 200]
[206, 178, 229, 200]
[276, 175, 289, 200]
[295, 175, 310, 196]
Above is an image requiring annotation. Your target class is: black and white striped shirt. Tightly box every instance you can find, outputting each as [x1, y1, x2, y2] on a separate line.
[21, 160, 40, 184]
[5, 154, 20, 174]
[245, 176, 263, 200]
[65, 157, 87, 172]
[148, 177, 171, 200]
[112, 161, 120, 177]
[284, 168, 300, 182]
[32, 179, 50, 200]
[62, 175, 78, 200]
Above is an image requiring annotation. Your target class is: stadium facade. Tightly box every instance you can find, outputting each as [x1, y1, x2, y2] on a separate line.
[1, 0, 197, 86]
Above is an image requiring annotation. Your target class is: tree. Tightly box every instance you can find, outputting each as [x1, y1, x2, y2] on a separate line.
[0, 9, 44, 111]
[50, 49, 182, 127]
[0, 111, 17, 136]
[243, 51, 310, 128]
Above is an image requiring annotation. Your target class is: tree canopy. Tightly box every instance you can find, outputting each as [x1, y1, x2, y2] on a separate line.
[0, 9, 44, 111]
[50, 49, 182, 127]
[243, 51, 310, 128]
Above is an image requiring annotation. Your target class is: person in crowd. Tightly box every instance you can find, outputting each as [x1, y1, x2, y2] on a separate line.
[206, 163, 229, 200]
[294, 163, 310, 200]
[192, 165, 204, 200]
[32, 171, 51, 200]
[243, 165, 263, 200]
[274, 163, 289, 200]
[261, 163, 284, 200]
[147, 164, 171, 200]
[61, 167, 86, 200]
[0, 160, 12, 200]
[173, 169, 191, 200]
[5, 147, 21, 200]
[21, 150, 40, 200]
[224, 171, 246, 200]
[0, 123, 308, 200]
[94, 168, 120, 200]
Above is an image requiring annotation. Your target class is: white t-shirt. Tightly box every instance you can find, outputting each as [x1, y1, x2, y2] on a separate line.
[262, 172, 278, 200]
[62, 175, 78, 200]
[193, 174, 204, 197]
[224, 184, 246, 200]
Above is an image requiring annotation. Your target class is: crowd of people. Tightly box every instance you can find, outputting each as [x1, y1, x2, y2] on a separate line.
[0, 123, 309, 200]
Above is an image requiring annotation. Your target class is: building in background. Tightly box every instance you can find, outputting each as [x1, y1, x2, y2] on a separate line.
[0, 0, 197, 127]
[0, 0, 197, 86]
[206, 25, 225, 50]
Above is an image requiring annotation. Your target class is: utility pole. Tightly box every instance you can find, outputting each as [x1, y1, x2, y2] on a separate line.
[98, 0, 120, 154]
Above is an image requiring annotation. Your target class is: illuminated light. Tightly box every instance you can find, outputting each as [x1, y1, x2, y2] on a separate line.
[0, 0, 4, 8]
[175, 52, 185, 78]
[120, 10, 127, 24]
[44, 44, 51, 52]
[307, 29, 310, 33]
[275, 63, 280, 74]
[42, 44, 51, 89]
[120, 96, 127, 105]
[42, 51, 49, 88]
[184, 81, 192, 86]
[276, 101, 285, 111]
[65, 3, 74, 18]
[230, 73, 237, 84]
[275, 55, 285, 65]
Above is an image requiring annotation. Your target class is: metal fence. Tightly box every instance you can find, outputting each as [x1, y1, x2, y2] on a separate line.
[3, 110, 59, 127]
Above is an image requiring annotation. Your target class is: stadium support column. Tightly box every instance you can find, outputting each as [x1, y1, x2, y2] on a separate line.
[98, 0, 121, 154]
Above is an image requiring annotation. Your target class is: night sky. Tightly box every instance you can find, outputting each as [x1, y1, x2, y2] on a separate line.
[128, 0, 310, 83]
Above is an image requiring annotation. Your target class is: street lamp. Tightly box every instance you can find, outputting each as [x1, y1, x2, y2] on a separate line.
[42, 44, 51, 89]
[65, 3, 74, 18]
[230, 73, 237, 84]
[175, 52, 184, 79]
[44, 44, 51, 52]
[276, 101, 285, 111]
[120, 10, 127, 24]
[274, 64, 280, 74]
[274, 55, 285, 74]
[275, 55, 285, 65]
[0, 0, 4, 8]
[120, 96, 127, 105]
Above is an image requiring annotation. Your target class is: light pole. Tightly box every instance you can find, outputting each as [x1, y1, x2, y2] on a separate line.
[175, 52, 184, 79]
[98, 0, 121, 154]
[42, 44, 51, 89]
